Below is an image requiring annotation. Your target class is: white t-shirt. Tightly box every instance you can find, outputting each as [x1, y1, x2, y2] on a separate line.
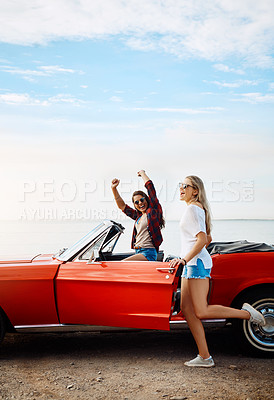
[179, 204, 212, 269]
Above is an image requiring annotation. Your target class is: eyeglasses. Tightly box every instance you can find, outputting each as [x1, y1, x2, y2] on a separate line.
[134, 197, 146, 205]
[179, 183, 196, 190]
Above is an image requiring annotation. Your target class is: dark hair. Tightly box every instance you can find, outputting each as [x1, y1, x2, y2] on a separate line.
[132, 191, 165, 229]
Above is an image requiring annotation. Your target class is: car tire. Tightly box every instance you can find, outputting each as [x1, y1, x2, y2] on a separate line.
[233, 288, 274, 356]
[0, 309, 6, 344]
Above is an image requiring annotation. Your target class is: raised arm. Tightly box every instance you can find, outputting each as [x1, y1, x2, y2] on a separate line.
[137, 169, 150, 184]
[111, 178, 126, 211]
[138, 170, 161, 210]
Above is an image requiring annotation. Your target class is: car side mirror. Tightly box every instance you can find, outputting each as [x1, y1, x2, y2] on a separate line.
[87, 249, 99, 264]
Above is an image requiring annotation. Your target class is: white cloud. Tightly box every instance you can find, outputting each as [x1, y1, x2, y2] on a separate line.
[207, 80, 259, 88]
[126, 107, 225, 114]
[0, 93, 48, 106]
[211, 81, 242, 88]
[110, 95, 123, 102]
[232, 92, 274, 103]
[0, 92, 86, 106]
[48, 94, 87, 106]
[0, 64, 81, 81]
[39, 65, 77, 74]
[213, 64, 245, 75]
[0, 58, 11, 64]
[0, 1, 273, 67]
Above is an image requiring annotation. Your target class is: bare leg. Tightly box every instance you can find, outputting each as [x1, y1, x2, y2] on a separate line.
[187, 279, 250, 320]
[122, 254, 148, 261]
[180, 278, 211, 359]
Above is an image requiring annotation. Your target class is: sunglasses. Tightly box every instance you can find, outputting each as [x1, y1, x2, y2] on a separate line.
[134, 197, 146, 205]
[179, 183, 196, 190]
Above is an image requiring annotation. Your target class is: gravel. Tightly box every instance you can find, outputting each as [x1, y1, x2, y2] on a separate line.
[0, 327, 273, 400]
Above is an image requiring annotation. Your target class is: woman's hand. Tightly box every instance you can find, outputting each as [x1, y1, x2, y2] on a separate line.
[111, 178, 120, 189]
[137, 170, 150, 184]
[169, 258, 184, 268]
[111, 178, 126, 211]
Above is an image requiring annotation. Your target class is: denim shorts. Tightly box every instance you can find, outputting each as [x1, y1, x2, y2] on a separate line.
[135, 247, 157, 261]
[182, 258, 211, 279]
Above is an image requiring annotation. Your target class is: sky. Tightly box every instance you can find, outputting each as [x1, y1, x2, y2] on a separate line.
[0, 0, 274, 221]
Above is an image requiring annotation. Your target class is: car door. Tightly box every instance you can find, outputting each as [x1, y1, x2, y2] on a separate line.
[0, 256, 60, 327]
[55, 260, 181, 331]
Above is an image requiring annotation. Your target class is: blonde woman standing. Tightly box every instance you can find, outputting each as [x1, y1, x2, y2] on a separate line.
[170, 176, 265, 367]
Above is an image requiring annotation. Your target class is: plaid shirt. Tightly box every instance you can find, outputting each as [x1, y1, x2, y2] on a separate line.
[123, 180, 163, 252]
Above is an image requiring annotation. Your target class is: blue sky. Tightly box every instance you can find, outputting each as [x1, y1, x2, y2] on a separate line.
[0, 1, 273, 220]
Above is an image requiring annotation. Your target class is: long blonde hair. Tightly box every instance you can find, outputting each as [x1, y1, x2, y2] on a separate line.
[186, 175, 212, 235]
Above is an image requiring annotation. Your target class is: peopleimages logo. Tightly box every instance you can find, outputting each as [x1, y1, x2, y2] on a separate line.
[19, 179, 98, 202]
[207, 180, 254, 202]
[18, 178, 254, 220]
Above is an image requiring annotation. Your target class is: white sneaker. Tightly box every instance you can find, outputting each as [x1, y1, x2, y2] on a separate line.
[242, 303, 266, 326]
[184, 354, 215, 368]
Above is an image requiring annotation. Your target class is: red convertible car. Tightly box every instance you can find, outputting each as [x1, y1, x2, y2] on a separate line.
[0, 220, 273, 355]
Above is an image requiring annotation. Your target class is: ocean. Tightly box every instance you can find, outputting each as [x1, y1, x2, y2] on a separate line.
[0, 219, 273, 258]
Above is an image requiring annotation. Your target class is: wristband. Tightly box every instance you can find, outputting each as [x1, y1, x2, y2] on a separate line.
[182, 258, 187, 266]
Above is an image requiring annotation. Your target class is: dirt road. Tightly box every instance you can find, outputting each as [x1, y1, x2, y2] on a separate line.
[0, 327, 273, 400]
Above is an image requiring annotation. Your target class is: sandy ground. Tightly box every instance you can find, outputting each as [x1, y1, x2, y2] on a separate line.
[0, 326, 273, 400]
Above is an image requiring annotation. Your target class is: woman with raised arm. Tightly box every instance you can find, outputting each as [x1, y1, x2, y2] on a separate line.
[111, 170, 164, 261]
[170, 175, 266, 367]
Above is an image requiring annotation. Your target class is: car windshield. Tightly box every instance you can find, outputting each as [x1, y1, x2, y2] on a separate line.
[55, 221, 112, 262]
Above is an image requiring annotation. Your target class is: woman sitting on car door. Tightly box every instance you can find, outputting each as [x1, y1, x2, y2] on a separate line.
[111, 170, 165, 261]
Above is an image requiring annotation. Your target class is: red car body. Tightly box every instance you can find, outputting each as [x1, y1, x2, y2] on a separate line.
[0, 220, 273, 355]
[0, 256, 180, 331]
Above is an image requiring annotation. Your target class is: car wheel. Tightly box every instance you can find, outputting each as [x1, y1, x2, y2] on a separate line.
[0, 309, 6, 344]
[234, 288, 274, 356]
